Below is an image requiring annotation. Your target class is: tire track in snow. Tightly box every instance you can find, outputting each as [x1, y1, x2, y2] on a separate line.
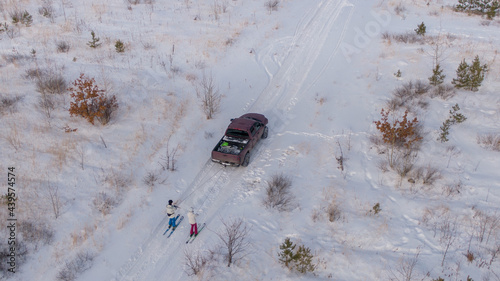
[114, 160, 228, 281]
[252, 0, 353, 117]
[116, 1, 354, 280]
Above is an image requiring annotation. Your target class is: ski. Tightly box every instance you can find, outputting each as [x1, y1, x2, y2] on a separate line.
[166, 216, 184, 238]
[186, 223, 206, 244]
[163, 215, 180, 235]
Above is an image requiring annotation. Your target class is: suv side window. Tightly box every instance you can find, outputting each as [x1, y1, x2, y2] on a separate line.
[251, 122, 262, 136]
[250, 123, 256, 135]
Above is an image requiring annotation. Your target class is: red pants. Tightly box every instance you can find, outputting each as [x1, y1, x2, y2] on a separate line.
[190, 223, 198, 235]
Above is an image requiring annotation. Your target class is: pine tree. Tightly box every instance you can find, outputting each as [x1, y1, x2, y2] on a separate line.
[429, 64, 446, 86]
[437, 104, 467, 143]
[115, 40, 125, 53]
[451, 59, 471, 89]
[278, 238, 298, 269]
[415, 22, 426, 36]
[456, 0, 474, 11]
[469, 55, 487, 91]
[486, 0, 499, 19]
[294, 245, 315, 273]
[87, 31, 101, 48]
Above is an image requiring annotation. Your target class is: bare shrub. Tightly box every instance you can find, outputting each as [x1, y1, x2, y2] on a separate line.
[4, 122, 22, 151]
[265, 0, 280, 13]
[215, 217, 251, 267]
[38, 94, 55, 118]
[43, 182, 65, 219]
[377, 159, 390, 173]
[92, 192, 117, 216]
[263, 173, 295, 212]
[472, 208, 500, 244]
[57, 251, 95, 281]
[326, 200, 342, 222]
[0, 240, 28, 275]
[439, 215, 458, 266]
[36, 73, 67, 95]
[57, 41, 71, 53]
[19, 220, 54, 248]
[477, 134, 500, 151]
[38, 1, 55, 22]
[414, 80, 431, 95]
[196, 72, 221, 119]
[159, 136, 179, 171]
[387, 248, 422, 281]
[442, 180, 462, 197]
[381, 31, 392, 41]
[430, 84, 456, 100]
[394, 3, 406, 16]
[24, 68, 45, 80]
[183, 248, 215, 277]
[388, 81, 430, 111]
[101, 170, 131, 197]
[412, 165, 441, 185]
[0, 94, 23, 115]
[2, 53, 30, 65]
[143, 171, 159, 188]
[392, 32, 425, 44]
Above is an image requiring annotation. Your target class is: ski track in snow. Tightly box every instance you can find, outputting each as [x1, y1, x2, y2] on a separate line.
[116, 1, 354, 280]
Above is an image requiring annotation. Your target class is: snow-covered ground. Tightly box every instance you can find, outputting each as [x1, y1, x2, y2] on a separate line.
[1, 0, 499, 280]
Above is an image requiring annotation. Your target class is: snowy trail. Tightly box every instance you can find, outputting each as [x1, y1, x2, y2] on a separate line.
[115, 1, 354, 280]
[252, 0, 353, 118]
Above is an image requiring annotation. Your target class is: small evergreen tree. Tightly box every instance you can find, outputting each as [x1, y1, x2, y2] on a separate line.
[278, 237, 298, 268]
[278, 238, 315, 274]
[0, 22, 8, 33]
[115, 40, 125, 53]
[438, 104, 467, 143]
[429, 64, 446, 86]
[451, 59, 470, 89]
[11, 10, 33, 26]
[415, 22, 426, 36]
[294, 245, 315, 273]
[456, 0, 474, 11]
[456, 0, 499, 18]
[87, 31, 101, 48]
[438, 119, 453, 142]
[468, 55, 487, 91]
[486, 0, 499, 19]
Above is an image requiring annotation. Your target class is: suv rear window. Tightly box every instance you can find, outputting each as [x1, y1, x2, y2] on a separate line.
[226, 129, 249, 138]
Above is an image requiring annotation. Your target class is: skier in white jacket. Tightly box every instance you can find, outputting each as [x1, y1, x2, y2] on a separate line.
[187, 208, 198, 237]
[166, 200, 178, 229]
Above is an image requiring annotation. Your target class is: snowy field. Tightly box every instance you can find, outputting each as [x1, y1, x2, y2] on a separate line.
[1, 0, 500, 280]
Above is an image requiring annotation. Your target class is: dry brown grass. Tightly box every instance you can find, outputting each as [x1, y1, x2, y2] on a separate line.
[477, 134, 500, 151]
[46, 136, 77, 169]
[70, 222, 98, 248]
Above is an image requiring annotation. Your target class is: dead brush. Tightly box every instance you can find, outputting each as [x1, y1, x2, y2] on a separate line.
[411, 165, 441, 185]
[477, 134, 500, 151]
[263, 173, 295, 212]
